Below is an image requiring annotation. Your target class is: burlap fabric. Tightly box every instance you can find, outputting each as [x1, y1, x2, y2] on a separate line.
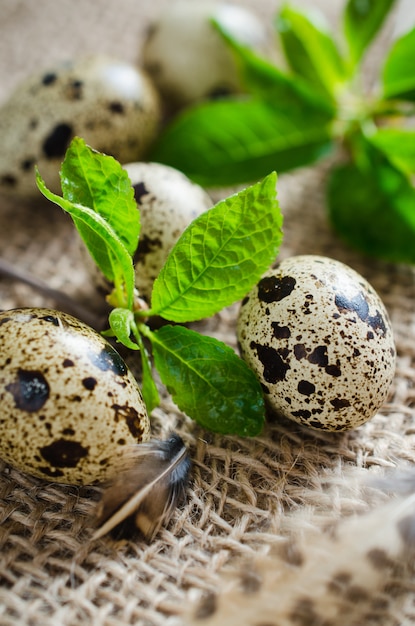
[1, 1, 415, 625]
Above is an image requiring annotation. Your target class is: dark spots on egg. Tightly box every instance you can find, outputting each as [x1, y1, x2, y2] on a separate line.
[112, 403, 145, 439]
[208, 84, 233, 99]
[134, 234, 163, 264]
[66, 79, 83, 100]
[250, 341, 290, 383]
[39, 438, 89, 468]
[0, 316, 12, 327]
[257, 274, 296, 303]
[40, 314, 60, 326]
[271, 322, 290, 339]
[294, 344, 307, 360]
[307, 345, 328, 367]
[297, 380, 315, 396]
[1, 174, 17, 187]
[325, 363, 342, 377]
[291, 409, 311, 420]
[42, 122, 73, 158]
[42, 72, 57, 86]
[330, 398, 351, 410]
[39, 466, 64, 478]
[82, 377, 97, 391]
[63, 358, 74, 368]
[133, 181, 150, 204]
[109, 101, 125, 114]
[5, 369, 50, 412]
[335, 292, 387, 337]
[88, 345, 127, 376]
[20, 157, 36, 172]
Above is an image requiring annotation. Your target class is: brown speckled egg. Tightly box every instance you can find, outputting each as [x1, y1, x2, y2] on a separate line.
[0, 56, 161, 197]
[0, 308, 150, 484]
[142, 1, 269, 108]
[237, 255, 396, 431]
[124, 162, 212, 302]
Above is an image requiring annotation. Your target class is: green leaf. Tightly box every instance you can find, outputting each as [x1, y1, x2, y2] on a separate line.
[136, 330, 160, 414]
[276, 5, 346, 98]
[149, 172, 282, 322]
[213, 18, 336, 115]
[36, 170, 135, 309]
[108, 308, 140, 350]
[343, 0, 396, 68]
[368, 127, 415, 174]
[327, 140, 415, 263]
[382, 26, 415, 100]
[151, 97, 334, 188]
[60, 137, 139, 258]
[150, 325, 265, 436]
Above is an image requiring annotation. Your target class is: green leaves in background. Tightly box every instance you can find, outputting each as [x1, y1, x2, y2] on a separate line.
[327, 137, 415, 263]
[276, 5, 346, 99]
[150, 172, 282, 322]
[150, 24, 335, 188]
[369, 128, 415, 174]
[343, 0, 396, 69]
[382, 26, 415, 100]
[150, 325, 265, 436]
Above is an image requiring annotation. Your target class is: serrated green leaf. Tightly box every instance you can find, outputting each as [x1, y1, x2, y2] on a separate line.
[108, 308, 140, 350]
[382, 26, 415, 100]
[150, 325, 265, 436]
[327, 140, 415, 263]
[343, 0, 396, 68]
[36, 170, 135, 309]
[149, 172, 282, 322]
[61, 137, 139, 257]
[368, 127, 415, 174]
[276, 5, 346, 98]
[151, 97, 334, 188]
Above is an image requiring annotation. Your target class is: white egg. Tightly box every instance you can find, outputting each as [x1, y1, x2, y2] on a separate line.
[237, 256, 396, 431]
[0, 56, 161, 197]
[142, 1, 269, 107]
[0, 308, 150, 485]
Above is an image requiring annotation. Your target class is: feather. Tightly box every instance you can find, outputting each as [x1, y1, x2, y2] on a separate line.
[91, 432, 191, 541]
[185, 468, 415, 626]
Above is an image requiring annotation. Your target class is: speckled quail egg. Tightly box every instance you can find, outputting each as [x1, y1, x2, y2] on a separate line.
[0, 56, 161, 197]
[237, 255, 396, 431]
[0, 308, 150, 485]
[81, 161, 212, 303]
[141, 1, 269, 107]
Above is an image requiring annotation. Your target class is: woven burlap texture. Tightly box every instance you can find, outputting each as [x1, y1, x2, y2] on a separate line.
[1, 1, 415, 625]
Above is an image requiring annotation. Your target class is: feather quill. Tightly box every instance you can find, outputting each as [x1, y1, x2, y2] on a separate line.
[92, 432, 191, 541]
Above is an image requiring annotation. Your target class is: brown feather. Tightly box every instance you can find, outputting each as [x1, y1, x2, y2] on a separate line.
[92, 432, 191, 541]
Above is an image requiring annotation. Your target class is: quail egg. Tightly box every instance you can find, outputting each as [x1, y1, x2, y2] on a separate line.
[237, 255, 396, 431]
[0, 308, 150, 484]
[0, 56, 161, 197]
[142, 1, 269, 108]
[82, 161, 212, 303]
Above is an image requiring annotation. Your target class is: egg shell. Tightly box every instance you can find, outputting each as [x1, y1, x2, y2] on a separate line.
[237, 255, 396, 431]
[0, 308, 150, 485]
[0, 56, 161, 197]
[124, 162, 213, 301]
[142, 1, 269, 107]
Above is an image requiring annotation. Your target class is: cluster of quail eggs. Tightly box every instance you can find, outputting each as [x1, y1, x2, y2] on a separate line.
[0, 308, 150, 485]
[237, 255, 396, 432]
[0, 1, 269, 197]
